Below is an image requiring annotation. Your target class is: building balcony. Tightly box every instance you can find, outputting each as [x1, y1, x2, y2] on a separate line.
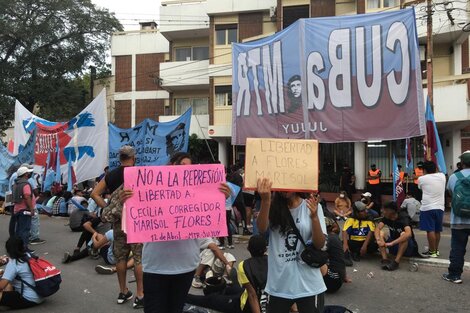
[111, 30, 169, 56]
[159, 114, 210, 139]
[206, 0, 276, 15]
[160, 60, 210, 90]
[160, 0, 209, 41]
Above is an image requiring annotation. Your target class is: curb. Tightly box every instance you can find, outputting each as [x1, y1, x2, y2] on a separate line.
[408, 257, 470, 271]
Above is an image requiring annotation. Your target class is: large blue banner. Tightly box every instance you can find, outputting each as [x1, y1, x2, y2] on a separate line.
[108, 109, 192, 169]
[232, 9, 425, 144]
[0, 132, 36, 196]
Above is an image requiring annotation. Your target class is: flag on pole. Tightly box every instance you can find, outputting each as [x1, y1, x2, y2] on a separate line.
[55, 135, 61, 183]
[67, 158, 74, 192]
[424, 97, 447, 174]
[393, 154, 405, 207]
[405, 138, 413, 173]
[42, 150, 51, 192]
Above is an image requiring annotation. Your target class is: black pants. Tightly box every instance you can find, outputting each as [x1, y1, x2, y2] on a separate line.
[143, 270, 194, 313]
[0, 291, 38, 309]
[69, 248, 90, 262]
[220, 210, 233, 246]
[268, 293, 324, 313]
[186, 285, 243, 313]
[348, 240, 378, 255]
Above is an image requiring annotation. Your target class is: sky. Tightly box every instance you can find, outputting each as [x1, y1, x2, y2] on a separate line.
[92, 0, 161, 30]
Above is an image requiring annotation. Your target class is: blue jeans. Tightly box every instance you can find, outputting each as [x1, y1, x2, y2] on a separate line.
[15, 212, 32, 248]
[448, 228, 470, 277]
[30, 208, 40, 240]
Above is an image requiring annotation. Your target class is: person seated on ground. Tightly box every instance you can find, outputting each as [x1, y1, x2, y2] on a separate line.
[68, 188, 87, 215]
[361, 192, 379, 218]
[92, 230, 135, 275]
[36, 191, 53, 216]
[51, 191, 72, 217]
[342, 201, 378, 264]
[334, 191, 352, 221]
[186, 235, 268, 313]
[0, 237, 44, 310]
[192, 238, 236, 288]
[400, 192, 421, 226]
[375, 201, 419, 271]
[321, 217, 350, 294]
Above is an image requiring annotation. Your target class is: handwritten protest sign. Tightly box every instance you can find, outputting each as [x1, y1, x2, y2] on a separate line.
[123, 164, 227, 243]
[244, 138, 318, 191]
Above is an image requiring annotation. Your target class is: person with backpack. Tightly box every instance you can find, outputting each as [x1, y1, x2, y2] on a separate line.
[442, 150, 470, 284]
[0, 237, 44, 309]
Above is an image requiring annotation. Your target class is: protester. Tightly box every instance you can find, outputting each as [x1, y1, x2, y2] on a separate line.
[219, 189, 235, 250]
[418, 161, 446, 258]
[333, 191, 352, 221]
[361, 192, 378, 218]
[92, 231, 135, 275]
[9, 166, 36, 252]
[91, 145, 144, 308]
[342, 201, 377, 264]
[322, 217, 348, 293]
[117, 152, 231, 313]
[442, 151, 470, 284]
[375, 201, 418, 271]
[339, 164, 355, 200]
[192, 239, 236, 288]
[367, 164, 382, 208]
[227, 165, 251, 235]
[0, 237, 44, 309]
[400, 193, 421, 225]
[256, 178, 326, 313]
[186, 235, 268, 313]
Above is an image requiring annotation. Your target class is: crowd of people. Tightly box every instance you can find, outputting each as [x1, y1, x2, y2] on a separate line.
[1, 147, 470, 313]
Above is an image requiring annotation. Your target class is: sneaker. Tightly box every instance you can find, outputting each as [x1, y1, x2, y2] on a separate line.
[344, 251, 353, 267]
[218, 245, 225, 250]
[62, 252, 71, 264]
[243, 229, 252, 235]
[95, 265, 114, 275]
[228, 245, 235, 249]
[25, 247, 35, 254]
[380, 258, 391, 269]
[30, 238, 46, 245]
[422, 250, 433, 256]
[436, 250, 440, 257]
[442, 273, 462, 284]
[192, 276, 203, 288]
[133, 297, 144, 309]
[429, 252, 438, 258]
[383, 260, 399, 271]
[352, 252, 361, 262]
[117, 290, 133, 304]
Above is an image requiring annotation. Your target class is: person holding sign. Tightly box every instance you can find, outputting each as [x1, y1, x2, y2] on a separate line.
[256, 178, 327, 313]
[119, 152, 232, 313]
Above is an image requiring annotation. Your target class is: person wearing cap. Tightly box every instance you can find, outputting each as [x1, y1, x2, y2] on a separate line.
[342, 201, 377, 264]
[412, 161, 425, 201]
[375, 201, 418, 271]
[91, 145, 144, 308]
[442, 150, 470, 284]
[361, 192, 379, 218]
[10, 167, 36, 252]
[418, 161, 446, 258]
[333, 191, 352, 221]
[367, 164, 382, 208]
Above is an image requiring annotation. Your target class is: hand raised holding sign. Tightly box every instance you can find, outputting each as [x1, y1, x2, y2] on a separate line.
[218, 182, 231, 199]
[119, 189, 134, 204]
[257, 178, 273, 201]
[306, 195, 319, 218]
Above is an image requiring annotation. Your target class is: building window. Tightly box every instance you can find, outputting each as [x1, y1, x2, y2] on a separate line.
[175, 46, 209, 61]
[215, 25, 237, 45]
[175, 98, 208, 115]
[367, 0, 399, 9]
[283, 5, 309, 29]
[215, 86, 232, 106]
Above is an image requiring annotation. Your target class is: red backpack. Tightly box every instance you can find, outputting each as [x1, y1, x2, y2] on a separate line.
[18, 256, 62, 297]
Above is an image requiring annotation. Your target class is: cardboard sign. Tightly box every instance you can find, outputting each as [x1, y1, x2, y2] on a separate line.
[123, 164, 228, 243]
[244, 138, 318, 191]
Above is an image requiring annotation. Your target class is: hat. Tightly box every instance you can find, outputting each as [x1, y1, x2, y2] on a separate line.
[417, 161, 424, 167]
[119, 145, 136, 159]
[21, 163, 34, 170]
[361, 192, 372, 198]
[459, 150, 470, 163]
[17, 166, 33, 177]
[353, 201, 367, 212]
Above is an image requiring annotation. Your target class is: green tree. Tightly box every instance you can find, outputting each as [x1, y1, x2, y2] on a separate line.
[0, 0, 122, 129]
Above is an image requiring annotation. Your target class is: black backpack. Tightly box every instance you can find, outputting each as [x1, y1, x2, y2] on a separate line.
[12, 179, 32, 204]
[243, 256, 268, 313]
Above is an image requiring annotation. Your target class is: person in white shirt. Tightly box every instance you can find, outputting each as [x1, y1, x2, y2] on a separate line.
[418, 161, 446, 258]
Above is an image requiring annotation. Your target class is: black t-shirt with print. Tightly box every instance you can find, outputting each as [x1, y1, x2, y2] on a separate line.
[382, 211, 414, 240]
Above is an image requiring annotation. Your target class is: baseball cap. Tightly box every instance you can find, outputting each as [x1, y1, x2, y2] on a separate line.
[119, 145, 136, 159]
[361, 192, 372, 198]
[21, 163, 34, 170]
[353, 201, 367, 212]
[17, 166, 34, 177]
[459, 150, 470, 163]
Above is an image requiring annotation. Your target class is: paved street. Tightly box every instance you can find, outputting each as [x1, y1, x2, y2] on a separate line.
[1, 214, 469, 313]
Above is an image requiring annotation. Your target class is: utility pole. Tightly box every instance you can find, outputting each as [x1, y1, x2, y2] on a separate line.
[426, 0, 433, 109]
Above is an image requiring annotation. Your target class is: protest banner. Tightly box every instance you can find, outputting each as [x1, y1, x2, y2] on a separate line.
[232, 9, 425, 144]
[13, 90, 108, 185]
[108, 108, 191, 169]
[244, 138, 318, 192]
[123, 164, 227, 243]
